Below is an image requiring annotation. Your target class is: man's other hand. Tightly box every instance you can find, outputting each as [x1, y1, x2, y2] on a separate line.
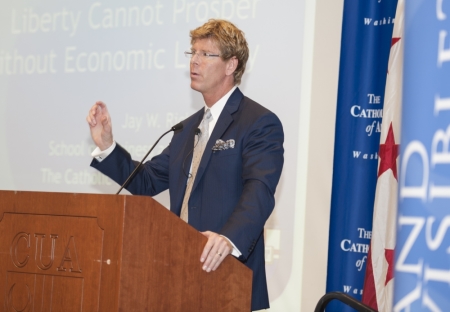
[200, 231, 233, 272]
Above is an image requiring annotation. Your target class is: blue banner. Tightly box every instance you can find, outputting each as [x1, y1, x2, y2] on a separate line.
[326, 1, 397, 310]
[394, 1, 450, 310]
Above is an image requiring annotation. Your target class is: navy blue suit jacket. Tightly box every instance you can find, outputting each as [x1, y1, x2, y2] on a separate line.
[91, 88, 284, 310]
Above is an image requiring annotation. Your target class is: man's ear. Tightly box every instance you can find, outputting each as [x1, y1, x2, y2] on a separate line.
[225, 57, 238, 76]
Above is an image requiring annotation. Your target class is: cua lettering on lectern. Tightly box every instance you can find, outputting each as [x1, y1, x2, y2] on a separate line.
[10, 232, 82, 273]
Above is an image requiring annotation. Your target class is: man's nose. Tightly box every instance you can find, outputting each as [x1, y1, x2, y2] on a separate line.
[190, 52, 201, 64]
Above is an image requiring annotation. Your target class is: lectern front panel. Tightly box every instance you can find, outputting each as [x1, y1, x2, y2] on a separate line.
[0, 213, 103, 312]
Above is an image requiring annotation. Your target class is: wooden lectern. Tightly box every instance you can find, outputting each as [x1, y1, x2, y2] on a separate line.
[0, 191, 252, 311]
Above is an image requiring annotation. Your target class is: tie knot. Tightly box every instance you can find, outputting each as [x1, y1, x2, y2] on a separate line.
[204, 109, 212, 120]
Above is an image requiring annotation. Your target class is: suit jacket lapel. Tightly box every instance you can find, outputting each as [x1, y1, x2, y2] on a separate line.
[191, 88, 243, 192]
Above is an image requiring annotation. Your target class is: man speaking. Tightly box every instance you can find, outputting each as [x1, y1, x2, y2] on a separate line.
[86, 19, 284, 311]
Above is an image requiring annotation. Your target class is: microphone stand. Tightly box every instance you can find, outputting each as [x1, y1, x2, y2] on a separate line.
[116, 123, 183, 195]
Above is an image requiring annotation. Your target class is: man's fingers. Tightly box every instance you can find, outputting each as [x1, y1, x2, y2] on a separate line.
[101, 115, 109, 127]
[86, 101, 114, 150]
[87, 102, 103, 126]
[200, 231, 214, 263]
[208, 241, 232, 272]
[86, 115, 93, 127]
[202, 246, 220, 272]
[101, 115, 112, 134]
[210, 247, 227, 271]
[213, 240, 232, 271]
[87, 106, 97, 126]
[200, 232, 232, 272]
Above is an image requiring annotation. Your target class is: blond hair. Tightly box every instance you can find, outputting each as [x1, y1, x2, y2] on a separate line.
[190, 19, 249, 85]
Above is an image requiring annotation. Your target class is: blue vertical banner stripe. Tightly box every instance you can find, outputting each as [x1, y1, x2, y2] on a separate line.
[394, 1, 450, 310]
[326, 1, 397, 310]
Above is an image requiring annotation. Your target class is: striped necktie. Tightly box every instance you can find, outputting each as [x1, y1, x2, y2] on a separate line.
[180, 109, 212, 222]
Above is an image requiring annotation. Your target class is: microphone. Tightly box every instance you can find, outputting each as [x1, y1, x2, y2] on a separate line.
[182, 128, 201, 178]
[172, 123, 184, 132]
[116, 122, 183, 195]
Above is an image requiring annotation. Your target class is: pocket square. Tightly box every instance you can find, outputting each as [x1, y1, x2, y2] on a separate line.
[212, 139, 235, 151]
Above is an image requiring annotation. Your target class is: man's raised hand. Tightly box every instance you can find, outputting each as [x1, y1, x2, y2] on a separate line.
[86, 101, 114, 151]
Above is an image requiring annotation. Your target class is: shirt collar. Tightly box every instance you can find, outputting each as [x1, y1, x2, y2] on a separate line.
[204, 86, 237, 121]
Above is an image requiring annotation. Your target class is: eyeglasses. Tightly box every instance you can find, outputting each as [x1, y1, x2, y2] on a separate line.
[184, 51, 220, 60]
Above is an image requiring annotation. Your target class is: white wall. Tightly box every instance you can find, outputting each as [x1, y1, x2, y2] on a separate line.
[268, 0, 343, 310]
